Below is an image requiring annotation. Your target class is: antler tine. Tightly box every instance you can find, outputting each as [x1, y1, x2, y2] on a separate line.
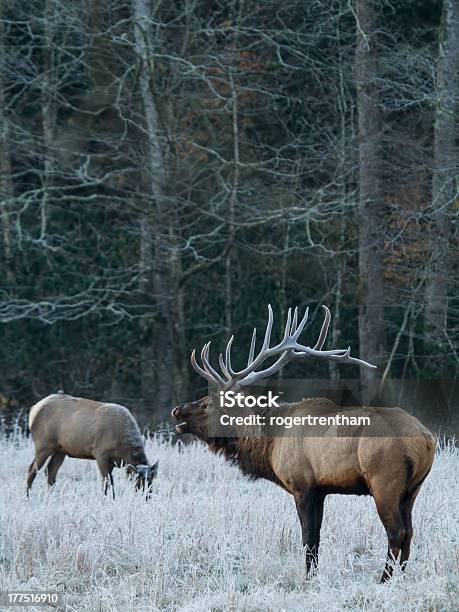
[292, 306, 309, 340]
[313, 305, 331, 350]
[282, 308, 292, 340]
[201, 342, 226, 387]
[219, 353, 231, 380]
[290, 307, 298, 335]
[262, 304, 274, 349]
[328, 346, 377, 369]
[225, 335, 235, 376]
[200, 342, 210, 369]
[248, 328, 257, 366]
[191, 348, 205, 377]
[191, 349, 220, 386]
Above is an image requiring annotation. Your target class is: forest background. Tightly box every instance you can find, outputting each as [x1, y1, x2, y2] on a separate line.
[0, 0, 457, 429]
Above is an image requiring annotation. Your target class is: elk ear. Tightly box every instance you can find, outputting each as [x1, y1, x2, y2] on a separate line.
[150, 460, 159, 477]
[126, 464, 137, 477]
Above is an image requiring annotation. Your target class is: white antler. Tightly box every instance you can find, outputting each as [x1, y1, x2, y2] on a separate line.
[191, 304, 376, 391]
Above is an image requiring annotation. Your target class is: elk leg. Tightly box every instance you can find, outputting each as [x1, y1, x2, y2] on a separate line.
[382, 522, 406, 582]
[46, 452, 66, 488]
[108, 470, 115, 500]
[26, 461, 37, 496]
[372, 490, 407, 582]
[295, 491, 325, 577]
[26, 448, 53, 495]
[399, 497, 413, 570]
[96, 456, 115, 499]
[400, 483, 421, 569]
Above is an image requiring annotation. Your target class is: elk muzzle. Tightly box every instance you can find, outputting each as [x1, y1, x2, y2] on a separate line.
[171, 405, 187, 432]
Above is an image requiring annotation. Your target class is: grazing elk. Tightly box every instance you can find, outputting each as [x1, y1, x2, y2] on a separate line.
[27, 393, 158, 498]
[172, 305, 436, 582]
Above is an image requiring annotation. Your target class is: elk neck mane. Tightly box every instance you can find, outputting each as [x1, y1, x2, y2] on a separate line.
[208, 434, 280, 485]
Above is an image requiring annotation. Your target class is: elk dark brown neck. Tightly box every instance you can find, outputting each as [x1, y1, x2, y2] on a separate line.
[209, 434, 281, 486]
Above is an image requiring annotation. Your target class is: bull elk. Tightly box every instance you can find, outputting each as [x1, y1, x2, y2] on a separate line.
[172, 305, 436, 582]
[27, 393, 158, 498]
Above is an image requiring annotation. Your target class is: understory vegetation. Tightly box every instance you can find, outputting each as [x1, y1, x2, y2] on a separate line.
[0, 433, 457, 611]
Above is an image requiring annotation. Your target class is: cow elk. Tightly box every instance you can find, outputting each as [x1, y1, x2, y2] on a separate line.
[172, 304, 436, 582]
[27, 393, 158, 498]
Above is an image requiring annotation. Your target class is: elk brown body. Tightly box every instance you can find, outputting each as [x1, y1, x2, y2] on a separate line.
[27, 393, 158, 497]
[172, 304, 436, 582]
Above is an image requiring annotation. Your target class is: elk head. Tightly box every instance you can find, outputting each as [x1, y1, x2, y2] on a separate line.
[127, 461, 159, 499]
[171, 304, 376, 437]
[172, 397, 213, 440]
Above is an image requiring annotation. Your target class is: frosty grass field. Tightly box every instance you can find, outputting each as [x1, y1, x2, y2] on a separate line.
[0, 430, 457, 612]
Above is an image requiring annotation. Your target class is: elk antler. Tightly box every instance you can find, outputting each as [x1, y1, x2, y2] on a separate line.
[191, 304, 376, 392]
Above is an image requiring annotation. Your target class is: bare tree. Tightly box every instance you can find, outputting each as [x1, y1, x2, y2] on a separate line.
[0, 8, 14, 282]
[424, 0, 459, 355]
[355, 0, 386, 388]
[132, 0, 187, 419]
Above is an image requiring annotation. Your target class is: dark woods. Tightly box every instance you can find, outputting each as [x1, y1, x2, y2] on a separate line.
[0, 0, 457, 426]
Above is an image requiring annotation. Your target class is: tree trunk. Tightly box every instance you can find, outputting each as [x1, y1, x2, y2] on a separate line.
[355, 0, 386, 394]
[424, 0, 459, 351]
[225, 66, 240, 336]
[132, 0, 184, 421]
[40, 0, 56, 241]
[0, 10, 14, 282]
[329, 37, 349, 381]
[139, 215, 156, 423]
[277, 217, 290, 382]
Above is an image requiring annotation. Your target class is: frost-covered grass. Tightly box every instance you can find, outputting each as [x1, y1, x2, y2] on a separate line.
[0, 432, 457, 611]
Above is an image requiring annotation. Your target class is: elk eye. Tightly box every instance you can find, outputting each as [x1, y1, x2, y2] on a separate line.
[202, 404, 208, 413]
